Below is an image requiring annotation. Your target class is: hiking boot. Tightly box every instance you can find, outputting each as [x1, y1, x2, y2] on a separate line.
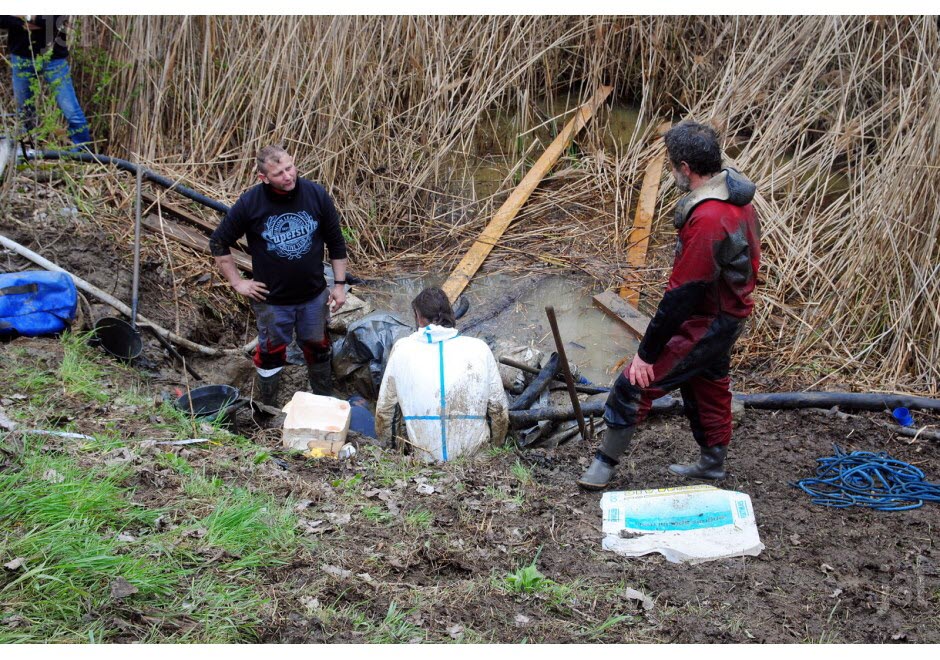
[256, 371, 281, 408]
[307, 361, 333, 398]
[577, 426, 633, 490]
[669, 444, 728, 480]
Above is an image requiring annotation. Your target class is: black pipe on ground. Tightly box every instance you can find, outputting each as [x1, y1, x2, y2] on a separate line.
[510, 352, 560, 411]
[21, 149, 367, 285]
[27, 150, 231, 214]
[509, 391, 940, 427]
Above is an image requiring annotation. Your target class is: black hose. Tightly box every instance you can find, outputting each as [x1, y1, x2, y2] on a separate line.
[27, 150, 231, 214]
[23, 149, 366, 285]
[736, 392, 940, 412]
[508, 391, 940, 427]
[510, 352, 560, 411]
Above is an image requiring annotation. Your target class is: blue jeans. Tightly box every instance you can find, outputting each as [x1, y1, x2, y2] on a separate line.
[11, 55, 92, 148]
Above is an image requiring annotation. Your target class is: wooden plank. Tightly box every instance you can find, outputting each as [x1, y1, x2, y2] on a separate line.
[619, 151, 666, 305]
[141, 189, 248, 254]
[140, 189, 220, 234]
[141, 213, 254, 273]
[619, 122, 671, 305]
[593, 290, 650, 340]
[441, 85, 613, 303]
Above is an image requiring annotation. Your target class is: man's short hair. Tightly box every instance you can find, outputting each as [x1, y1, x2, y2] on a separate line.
[664, 121, 722, 176]
[412, 287, 456, 329]
[256, 145, 289, 174]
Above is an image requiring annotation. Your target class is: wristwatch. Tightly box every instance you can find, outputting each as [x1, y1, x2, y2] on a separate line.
[333, 279, 347, 285]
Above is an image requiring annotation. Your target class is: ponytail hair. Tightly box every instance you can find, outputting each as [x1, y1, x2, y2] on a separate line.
[412, 287, 456, 328]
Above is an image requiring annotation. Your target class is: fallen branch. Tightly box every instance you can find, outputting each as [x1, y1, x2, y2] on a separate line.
[0, 232, 250, 356]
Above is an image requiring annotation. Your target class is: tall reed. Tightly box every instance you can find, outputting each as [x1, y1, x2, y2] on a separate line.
[5, 16, 938, 393]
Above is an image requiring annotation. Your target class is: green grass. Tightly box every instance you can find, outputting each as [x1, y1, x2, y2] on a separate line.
[362, 505, 395, 524]
[485, 442, 516, 458]
[353, 601, 427, 643]
[484, 485, 524, 506]
[157, 451, 194, 476]
[579, 613, 637, 641]
[198, 489, 305, 570]
[404, 508, 433, 531]
[510, 460, 533, 485]
[59, 331, 108, 403]
[0, 437, 302, 642]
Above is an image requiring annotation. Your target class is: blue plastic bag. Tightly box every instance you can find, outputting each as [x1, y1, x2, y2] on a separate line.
[0, 270, 78, 336]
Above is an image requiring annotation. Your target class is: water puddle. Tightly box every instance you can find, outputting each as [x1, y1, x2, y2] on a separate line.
[355, 272, 638, 386]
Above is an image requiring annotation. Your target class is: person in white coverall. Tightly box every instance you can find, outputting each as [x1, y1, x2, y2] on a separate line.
[375, 287, 509, 461]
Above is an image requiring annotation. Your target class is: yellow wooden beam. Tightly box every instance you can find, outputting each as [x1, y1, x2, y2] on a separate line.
[619, 123, 670, 305]
[441, 85, 613, 303]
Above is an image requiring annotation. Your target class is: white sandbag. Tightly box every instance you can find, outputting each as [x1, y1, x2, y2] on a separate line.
[600, 485, 764, 564]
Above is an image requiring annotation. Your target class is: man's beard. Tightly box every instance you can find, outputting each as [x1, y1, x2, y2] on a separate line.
[673, 170, 691, 193]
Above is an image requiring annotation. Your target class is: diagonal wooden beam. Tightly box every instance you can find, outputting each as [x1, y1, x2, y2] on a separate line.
[441, 85, 613, 303]
[619, 123, 670, 305]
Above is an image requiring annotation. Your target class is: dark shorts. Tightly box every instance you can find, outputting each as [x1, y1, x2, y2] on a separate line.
[252, 289, 330, 371]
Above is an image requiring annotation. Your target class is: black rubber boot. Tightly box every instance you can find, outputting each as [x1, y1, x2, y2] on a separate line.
[307, 361, 333, 398]
[256, 371, 281, 408]
[669, 444, 728, 480]
[577, 426, 633, 490]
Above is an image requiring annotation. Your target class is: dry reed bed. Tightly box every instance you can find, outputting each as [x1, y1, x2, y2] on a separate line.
[4, 16, 938, 394]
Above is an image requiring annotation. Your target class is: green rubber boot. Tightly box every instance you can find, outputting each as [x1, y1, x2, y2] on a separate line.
[307, 361, 333, 398]
[256, 371, 281, 408]
[577, 426, 633, 490]
[669, 445, 728, 480]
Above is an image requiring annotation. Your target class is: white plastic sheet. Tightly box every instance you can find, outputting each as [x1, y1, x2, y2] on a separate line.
[601, 485, 764, 564]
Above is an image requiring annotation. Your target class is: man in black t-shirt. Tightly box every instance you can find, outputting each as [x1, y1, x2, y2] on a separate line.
[210, 146, 348, 405]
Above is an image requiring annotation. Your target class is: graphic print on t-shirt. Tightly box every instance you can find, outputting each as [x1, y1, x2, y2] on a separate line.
[261, 211, 318, 260]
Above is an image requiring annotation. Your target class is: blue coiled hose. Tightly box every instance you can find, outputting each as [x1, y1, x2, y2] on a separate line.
[792, 444, 940, 511]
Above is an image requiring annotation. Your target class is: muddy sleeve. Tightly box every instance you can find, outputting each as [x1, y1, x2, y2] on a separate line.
[638, 214, 721, 363]
[374, 348, 400, 443]
[209, 197, 248, 257]
[485, 351, 510, 444]
[316, 187, 348, 261]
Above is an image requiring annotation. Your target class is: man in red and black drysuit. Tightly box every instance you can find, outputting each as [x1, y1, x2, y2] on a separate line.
[579, 121, 761, 490]
[210, 145, 348, 406]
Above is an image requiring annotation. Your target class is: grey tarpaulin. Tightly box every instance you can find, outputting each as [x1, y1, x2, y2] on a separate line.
[332, 312, 412, 397]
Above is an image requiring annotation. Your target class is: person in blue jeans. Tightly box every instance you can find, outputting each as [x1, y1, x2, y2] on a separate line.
[1, 15, 92, 149]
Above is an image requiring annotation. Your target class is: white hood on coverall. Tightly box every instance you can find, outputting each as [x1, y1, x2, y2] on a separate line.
[375, 324, 509, 462]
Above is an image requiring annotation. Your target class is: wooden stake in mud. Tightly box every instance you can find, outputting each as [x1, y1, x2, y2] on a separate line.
[442, 85, 613, 303]
[545, 306, 590, 442]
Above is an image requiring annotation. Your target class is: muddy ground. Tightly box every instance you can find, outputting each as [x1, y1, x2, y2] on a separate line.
[2, 185, 939, 643]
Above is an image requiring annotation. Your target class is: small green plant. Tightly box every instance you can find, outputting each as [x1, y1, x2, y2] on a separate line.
[404, 508, 433, 531]
[511, 459, 533, 485]
[182, 472, 226, 498]
[503, 561, 549, 594]
[157, 451, 193, 476]
[580, 613, 636, 641]
[58, 331, 108, 403]
[362, 505, 394, 524]
[366, 602, 426, 643]
[484, 485, 524, 506]
[485, 442, 515, 458]
[330, 473, 363, 492]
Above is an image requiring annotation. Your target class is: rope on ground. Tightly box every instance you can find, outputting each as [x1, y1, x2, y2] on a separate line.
[792, 444, 940, 511]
